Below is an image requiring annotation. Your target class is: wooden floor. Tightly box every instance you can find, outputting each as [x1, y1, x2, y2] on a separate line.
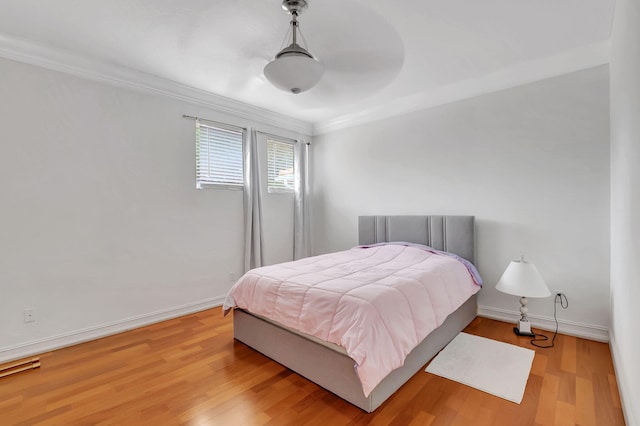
[1, 308, 625, 425]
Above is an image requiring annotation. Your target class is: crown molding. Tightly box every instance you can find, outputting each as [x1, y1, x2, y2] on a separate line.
[0, 32, 609, 138]
[313, 41, 611, 135]
[0, 33, 313, 136]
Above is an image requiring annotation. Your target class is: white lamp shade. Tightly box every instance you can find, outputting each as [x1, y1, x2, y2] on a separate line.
[264, 53, 324, 94]
[495, 259, 551, 298]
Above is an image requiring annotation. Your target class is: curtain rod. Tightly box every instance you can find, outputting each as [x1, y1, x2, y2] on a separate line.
[182, 115, 247, 131]
[183, 115, 310, 144]
[256, 130, 297, 144]
[256, 131, 311, 145]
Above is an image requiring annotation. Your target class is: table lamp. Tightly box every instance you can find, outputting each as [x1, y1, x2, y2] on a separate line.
[495, 256, 551, 336]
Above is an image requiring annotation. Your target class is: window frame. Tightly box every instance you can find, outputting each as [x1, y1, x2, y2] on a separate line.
[266, 137, 295, 194]
[195, 120, 245, 190]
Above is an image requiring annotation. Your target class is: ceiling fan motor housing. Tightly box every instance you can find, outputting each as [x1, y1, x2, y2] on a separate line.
[282, 0, 308, 15]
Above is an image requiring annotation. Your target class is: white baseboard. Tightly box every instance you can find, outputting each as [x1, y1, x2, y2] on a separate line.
[0, 296, 226, 364]
[609, 332, 637, 426]
[477, 305, 609, 342]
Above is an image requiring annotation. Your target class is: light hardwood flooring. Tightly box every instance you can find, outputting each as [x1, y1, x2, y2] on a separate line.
[0, 307, 625, 425]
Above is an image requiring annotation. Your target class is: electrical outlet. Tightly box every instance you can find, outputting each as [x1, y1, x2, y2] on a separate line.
[229, 272, 236, 282]
[23, 308, 35, 323]
[553, 292, 569, 309]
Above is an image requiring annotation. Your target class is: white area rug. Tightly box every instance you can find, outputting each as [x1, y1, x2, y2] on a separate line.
[425, 332, 535, 404]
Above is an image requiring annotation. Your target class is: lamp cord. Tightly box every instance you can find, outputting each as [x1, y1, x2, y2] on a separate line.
[530, 293, 569, 348]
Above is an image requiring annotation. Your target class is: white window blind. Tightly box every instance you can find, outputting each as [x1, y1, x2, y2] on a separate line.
[196, 121, 244, 189]
[267, 139, 294, 193]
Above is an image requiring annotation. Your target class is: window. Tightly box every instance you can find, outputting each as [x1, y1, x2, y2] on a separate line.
[196, 121, 244, 189]
[267, 139, 294, 193]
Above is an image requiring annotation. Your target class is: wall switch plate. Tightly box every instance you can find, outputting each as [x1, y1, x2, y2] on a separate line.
[24, 308, 35, 323]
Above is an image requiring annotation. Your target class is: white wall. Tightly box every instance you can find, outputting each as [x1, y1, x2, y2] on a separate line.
[311, 66, 610, 340]
[610, 0, 640, 423]
[0, 57, 305, 362]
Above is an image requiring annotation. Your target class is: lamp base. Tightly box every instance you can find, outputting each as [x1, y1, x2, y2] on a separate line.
[513, 327, 535, 337]
[513, 320, 535, 337]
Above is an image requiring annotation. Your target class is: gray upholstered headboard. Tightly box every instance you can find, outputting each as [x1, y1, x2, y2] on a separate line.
[358, 215, 475, 263]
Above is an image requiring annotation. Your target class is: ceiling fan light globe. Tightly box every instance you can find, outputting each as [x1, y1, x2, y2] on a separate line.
[264, 53, 324, 94]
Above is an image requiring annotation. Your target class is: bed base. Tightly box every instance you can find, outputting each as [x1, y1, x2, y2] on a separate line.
[233, 294, 477, 412]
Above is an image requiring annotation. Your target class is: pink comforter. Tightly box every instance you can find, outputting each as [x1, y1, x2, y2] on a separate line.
[223, 244, 481, 397]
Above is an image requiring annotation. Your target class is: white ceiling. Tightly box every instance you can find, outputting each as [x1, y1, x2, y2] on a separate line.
[0, 0, 615, 132]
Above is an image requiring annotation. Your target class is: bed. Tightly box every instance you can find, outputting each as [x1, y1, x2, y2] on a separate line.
[226, 215, 479, 412]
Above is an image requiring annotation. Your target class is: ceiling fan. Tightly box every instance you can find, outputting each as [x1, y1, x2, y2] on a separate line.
[263, 0, 324, 94]
[259, 0, 405, 105]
